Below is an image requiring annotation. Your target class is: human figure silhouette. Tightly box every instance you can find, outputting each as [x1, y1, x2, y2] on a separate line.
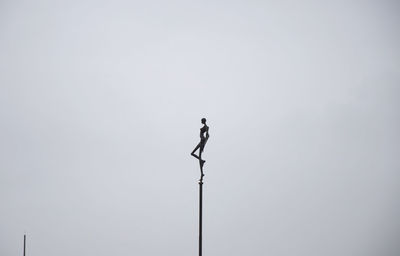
[191, 118, 209, 176]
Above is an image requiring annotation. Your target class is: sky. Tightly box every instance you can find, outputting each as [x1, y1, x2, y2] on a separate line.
[0, 0, 399, 255]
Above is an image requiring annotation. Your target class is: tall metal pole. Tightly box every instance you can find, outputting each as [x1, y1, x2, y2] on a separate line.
[23, 234, 26, 256]
[199, 176, 203, 256]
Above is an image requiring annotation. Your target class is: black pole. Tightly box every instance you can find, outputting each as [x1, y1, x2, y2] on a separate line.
[23, 234, 26, 256]
[199, 177, 203, 256]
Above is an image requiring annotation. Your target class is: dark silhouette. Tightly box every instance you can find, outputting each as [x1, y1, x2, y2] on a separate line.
[190, 118, 210, 256]
[191, 118, 209, 177]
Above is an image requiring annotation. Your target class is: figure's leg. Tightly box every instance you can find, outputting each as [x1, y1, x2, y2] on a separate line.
[191, 143, 201, 160]
[199, 147, 206, 174]
[193, 143, 206, 177]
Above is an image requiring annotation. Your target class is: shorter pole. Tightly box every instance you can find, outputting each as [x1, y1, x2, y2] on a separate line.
[23, 234, 26, 256]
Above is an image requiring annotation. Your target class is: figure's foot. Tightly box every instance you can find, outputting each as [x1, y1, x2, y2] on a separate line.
[199, 173, 204, 182]
[200, 159, 206, 167]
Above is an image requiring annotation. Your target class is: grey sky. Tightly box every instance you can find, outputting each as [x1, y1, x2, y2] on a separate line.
[1, 0, 399, 255]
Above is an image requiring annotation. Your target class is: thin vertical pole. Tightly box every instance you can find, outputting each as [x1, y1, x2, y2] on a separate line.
[23, 234, 26, 256]
[199, 179, 203, 256]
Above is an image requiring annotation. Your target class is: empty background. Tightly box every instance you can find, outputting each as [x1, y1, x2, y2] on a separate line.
[1, 0, 399, 255]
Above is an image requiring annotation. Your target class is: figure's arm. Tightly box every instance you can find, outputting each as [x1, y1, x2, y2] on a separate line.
[206, 128, 210, 140]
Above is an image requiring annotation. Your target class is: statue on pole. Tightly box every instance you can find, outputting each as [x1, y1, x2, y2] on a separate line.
[191, 118, 210, 256]
[191, 118, 210, 177]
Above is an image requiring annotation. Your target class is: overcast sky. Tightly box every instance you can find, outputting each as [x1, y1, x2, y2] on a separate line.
[1, 0, 399, 255]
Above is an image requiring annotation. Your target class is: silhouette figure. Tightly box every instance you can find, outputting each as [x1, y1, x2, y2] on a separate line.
[191, 118, 209, 177]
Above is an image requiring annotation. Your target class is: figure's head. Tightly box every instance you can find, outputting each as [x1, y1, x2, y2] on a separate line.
[201, 118, 207, 124]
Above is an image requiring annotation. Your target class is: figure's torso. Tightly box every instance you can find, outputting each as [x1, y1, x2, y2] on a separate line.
[200, 125, 209, 139]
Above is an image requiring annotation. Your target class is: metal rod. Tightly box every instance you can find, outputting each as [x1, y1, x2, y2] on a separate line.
[199, 178, 203, 256]
[198, 162, 205, 256]
[23, 234, 26, 256]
